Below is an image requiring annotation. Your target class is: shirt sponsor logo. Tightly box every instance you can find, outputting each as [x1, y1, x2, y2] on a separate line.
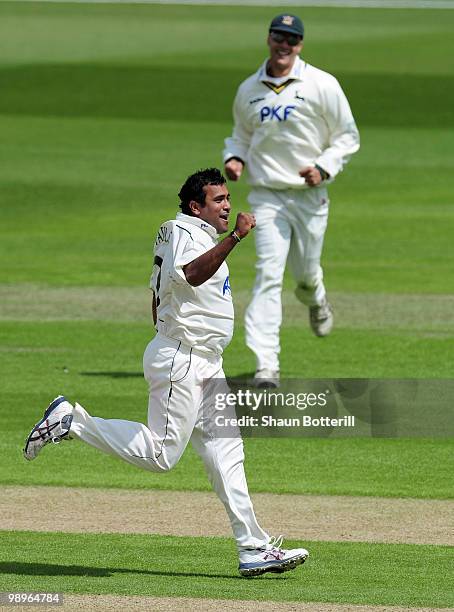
[223, 276, 231, 296]
[260, 105, 296, 122]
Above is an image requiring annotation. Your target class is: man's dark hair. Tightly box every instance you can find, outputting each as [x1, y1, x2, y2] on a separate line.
[178, 168, 226, 215]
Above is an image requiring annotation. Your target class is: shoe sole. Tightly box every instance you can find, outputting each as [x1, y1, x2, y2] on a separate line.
[23, 395, 68, 461]
[239, 552, 308, 577]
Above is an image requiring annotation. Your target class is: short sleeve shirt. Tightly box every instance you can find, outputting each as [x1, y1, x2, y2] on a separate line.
[150, 213, 234, 355]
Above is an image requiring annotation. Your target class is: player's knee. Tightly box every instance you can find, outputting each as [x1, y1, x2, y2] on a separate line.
[153, 460, 173, 473]
[154, 451, 182, 472]
[255, 266, 284, 292]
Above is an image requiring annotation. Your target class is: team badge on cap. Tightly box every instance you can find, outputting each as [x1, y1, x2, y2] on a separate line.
[282, 16, 294, 26]
[269, 13, 304, 38]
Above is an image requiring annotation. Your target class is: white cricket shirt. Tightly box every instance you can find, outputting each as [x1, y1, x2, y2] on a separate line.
[223, 57, 360, 190]
[150, 213, 234, 356]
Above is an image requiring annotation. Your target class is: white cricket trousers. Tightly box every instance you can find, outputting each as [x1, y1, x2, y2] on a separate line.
[70, 333, 269, 551]
[245, 186, 329, 371]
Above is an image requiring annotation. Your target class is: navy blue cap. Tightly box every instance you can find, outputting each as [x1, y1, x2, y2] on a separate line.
[269, 14, 304, 38]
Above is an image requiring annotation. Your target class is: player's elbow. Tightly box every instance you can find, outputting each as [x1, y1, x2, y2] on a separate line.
[187, 278, 204, 287]
[183, 266, 203, 287]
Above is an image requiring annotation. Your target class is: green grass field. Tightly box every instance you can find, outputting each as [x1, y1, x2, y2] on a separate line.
[0, 1, 453, 608]
[2, 532, 453, 608]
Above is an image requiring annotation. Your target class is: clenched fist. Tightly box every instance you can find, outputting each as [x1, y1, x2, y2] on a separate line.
[299, 166, 323, 187]
[234, 212, 256, 239]
[225, 159, 244, 182]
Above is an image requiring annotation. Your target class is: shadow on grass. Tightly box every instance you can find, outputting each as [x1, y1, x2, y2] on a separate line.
[0, 562, 240, 580]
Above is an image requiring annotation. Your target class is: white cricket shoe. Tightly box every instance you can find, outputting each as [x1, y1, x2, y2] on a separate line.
[23, 395, 73, 461]
[253, 368, 280, 389]
[239, 536, 309, 577]
[309, 298, 333, 337]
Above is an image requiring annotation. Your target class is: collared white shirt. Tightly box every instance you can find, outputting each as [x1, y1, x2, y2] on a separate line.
[223, 56, 360, 190]
[257, 56, 303, 86]
[150, 213, 234, 356]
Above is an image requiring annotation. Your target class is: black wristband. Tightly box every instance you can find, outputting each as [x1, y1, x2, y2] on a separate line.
[230, 231, 241, 243]
[315, 164, 329, 181]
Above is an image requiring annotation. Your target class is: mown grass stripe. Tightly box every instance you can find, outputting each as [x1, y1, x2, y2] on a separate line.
[2, 285, 454, 334]
[0, 532, 452, 608]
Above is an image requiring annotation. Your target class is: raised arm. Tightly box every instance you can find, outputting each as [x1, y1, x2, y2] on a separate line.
[183, 213, 255, 287]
